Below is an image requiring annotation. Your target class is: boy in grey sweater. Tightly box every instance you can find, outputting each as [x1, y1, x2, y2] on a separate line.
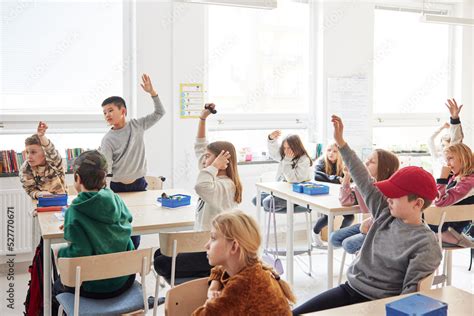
[293, 115, 442, 315]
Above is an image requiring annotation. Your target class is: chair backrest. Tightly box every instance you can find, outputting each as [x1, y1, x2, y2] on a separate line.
[417, 272, 435, 291]
[145, 176, 165, 190]
[165, 277, 208, 316]
[159, 231, 210, 257]
[58, 248, 153, 286]
[258, 171, 277, 182]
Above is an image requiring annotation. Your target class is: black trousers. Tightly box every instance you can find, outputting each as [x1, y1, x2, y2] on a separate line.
[153, 249, 212, 280]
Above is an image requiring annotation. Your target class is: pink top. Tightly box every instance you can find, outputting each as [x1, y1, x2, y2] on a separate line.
[339, 183, 374, 234]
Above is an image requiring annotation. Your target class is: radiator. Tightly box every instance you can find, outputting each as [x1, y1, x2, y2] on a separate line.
[0, 189, 37, 255]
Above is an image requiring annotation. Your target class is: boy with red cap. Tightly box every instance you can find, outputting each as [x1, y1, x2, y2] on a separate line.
[293, 116, 442, 315]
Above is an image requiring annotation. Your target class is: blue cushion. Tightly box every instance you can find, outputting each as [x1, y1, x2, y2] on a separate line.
[264, 205, 310, 214]
[56, 281, 144, 316]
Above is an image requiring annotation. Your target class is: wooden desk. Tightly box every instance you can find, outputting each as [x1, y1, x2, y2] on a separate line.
[255, 182, 361, 288]
[38, 189, 195, 316]
[308, 286, 473, 315]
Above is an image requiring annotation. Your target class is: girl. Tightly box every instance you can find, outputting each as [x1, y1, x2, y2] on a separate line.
[252, 130, 313, 212]
[431, 143, 474, 246]
[312, 143, 348, 248]
[154, 103, 242, 281]
[329, 149, 400, 254]
[19, 121, 67, 199]
[192, 210, 295, 315]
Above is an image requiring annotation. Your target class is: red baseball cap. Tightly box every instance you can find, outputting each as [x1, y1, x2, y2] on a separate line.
[374, 166, 437, 200]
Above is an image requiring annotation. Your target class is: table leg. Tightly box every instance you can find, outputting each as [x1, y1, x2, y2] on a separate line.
[286, 200, 294, 286]
[256, 187, 262, 225]
[327, 214, 334, 288]
[44, 238, 52, 316]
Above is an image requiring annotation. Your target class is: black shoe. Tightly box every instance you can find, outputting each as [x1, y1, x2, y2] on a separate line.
[148, 296, 165, 309]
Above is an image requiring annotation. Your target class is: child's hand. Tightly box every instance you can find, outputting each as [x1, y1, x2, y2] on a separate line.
[440, 165, 451, 179]
[37, 121, 48, 137]
[445, 98, 463, 119]
[140, 73, 158, 97]
[268, 130, 281, 140]
[59, 224, 64, 230]
[38, 191, 52, 198]
[211, 150, 231, 170]
[340, 166, 351, 184]
[200, 103, 216, 120]
[284, 147, 295, 159]
[207, 280, 222, 300]
[442, 122, 450, 129]
[331, 115, 346, 148]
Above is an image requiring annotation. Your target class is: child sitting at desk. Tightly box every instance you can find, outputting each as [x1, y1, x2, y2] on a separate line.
[53, 150, 135, 313]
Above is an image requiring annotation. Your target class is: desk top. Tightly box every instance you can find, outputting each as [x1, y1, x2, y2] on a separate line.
[38, 189, 196, 239]
[256, 181, 360, 213]
[308, 286, 473, 316]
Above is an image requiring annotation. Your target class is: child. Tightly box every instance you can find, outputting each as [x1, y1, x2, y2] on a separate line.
[428, 98, 464, 178]
[314, 143, 344, 184]
[153, 103, 242, 282]
[53, 150, 135, 312]
[252, 130, 313, 212]
[20, 121, 66, 199]
[100, 73, 165, 248]
[192, 210, 295, 315]
[430, 143, 474, 246]
[329, 149, 399, 254]
[292, 115, 442, 314]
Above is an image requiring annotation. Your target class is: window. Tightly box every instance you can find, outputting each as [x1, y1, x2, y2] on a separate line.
[373, 7, 450, 114]
[206, 0, 309, 116]
[0, 1, 126, 117]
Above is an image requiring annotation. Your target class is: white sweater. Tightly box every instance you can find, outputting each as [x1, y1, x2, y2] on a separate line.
[193, 138, 238, 231]
[267, 139, 313, 183]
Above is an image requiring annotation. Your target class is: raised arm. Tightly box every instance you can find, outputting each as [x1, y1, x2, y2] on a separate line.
[137, 74, 166, 130]
[445, 99, 464, 144]
[267, 130, 282, 161]
[427, 123, 448, 159]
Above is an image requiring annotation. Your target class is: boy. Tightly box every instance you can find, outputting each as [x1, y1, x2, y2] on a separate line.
[20, 121, 66, 199]
[100, 73, 165, 192]
[293, 115, 442, 314]
[53, 150, 135, 310]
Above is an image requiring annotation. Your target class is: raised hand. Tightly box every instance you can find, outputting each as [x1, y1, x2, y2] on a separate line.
[340, 166, 351, 184]
[268, 130, 281, 141]
[331, 115, 346, 147]
[37, 121, 48, 137]
[212, 150, 231, 170]
[442, 122, 450, 129]
[200, 103, 216, 120]
[140, 73, 157, 96]
[445, 99, 463, 119]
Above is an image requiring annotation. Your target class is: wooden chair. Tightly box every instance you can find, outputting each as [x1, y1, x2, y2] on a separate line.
[56, 248, 154, 316]
[153, 231, 210, 315]
[165, 277, 208, 316]
[423, 205, 474, 286]
[417, 272, 435, 291]
[145, 176, 166, 190]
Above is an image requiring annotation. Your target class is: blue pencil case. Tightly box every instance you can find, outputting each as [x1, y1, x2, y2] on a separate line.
[292, 183, 306, 193]
[303, 184, 329, 195]
[157, 194, 191, 208]
[37, 194, 68, 207]
[386, 293, 447, 316]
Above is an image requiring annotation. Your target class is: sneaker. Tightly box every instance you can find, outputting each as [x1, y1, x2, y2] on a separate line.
[447, 227, 474, 248]
[312, 232, 327, 249]
[148, 296, 165, 309]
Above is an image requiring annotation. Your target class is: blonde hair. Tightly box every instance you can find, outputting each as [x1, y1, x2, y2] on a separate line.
[207, 141, 243, 203]
[444, 143, 474, 177]
[324, 143, 344, 177]
[211, 210, 296, 304]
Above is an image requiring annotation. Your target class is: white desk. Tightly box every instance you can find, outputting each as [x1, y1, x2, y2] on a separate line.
[38, 189, 195, 316]
[255, 182, 361, 288]
[308, 286, 473, 315]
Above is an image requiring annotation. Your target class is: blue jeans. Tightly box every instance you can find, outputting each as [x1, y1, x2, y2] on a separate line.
[110, 177, 148, 249]
[329, 224, 365, 254]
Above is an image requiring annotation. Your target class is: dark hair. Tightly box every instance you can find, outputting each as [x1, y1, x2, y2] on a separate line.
[407, 194, 432, 211]
[374, 149, 400, 181]
[279, 134, 313, 168]
[207, 141, 242, 203]
[25, 134, 41, 146]
[73, 150, 108, 191]
[101, 96, 126, 109]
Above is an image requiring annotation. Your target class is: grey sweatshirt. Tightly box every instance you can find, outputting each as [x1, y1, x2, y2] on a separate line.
[267, 139, 313, 183]
[194, 138, 238, 231]
[340, 144, 442, 300]
[100, 96, 165, 183]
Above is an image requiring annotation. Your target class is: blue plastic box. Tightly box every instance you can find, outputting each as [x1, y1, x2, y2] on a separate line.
[302, 183, 330, 195]
[386, 294, 447, 316]
[292, 183, 305, 193]
[37, 194, 68, 207]
[157, 194, 191, 208]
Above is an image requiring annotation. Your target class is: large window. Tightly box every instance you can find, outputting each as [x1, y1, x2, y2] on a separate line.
[0, 1, 125, 116]
[207, 0, 309, 116]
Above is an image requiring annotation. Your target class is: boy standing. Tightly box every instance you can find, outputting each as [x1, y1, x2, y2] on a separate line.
[293, 115, 442, 314]
[100, 73, 165, 192]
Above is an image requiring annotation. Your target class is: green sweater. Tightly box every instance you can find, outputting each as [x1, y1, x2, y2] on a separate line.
[58, 188, 135, 293]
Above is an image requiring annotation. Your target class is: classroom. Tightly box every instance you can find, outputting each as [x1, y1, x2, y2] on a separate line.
[0, 0, 473, 315]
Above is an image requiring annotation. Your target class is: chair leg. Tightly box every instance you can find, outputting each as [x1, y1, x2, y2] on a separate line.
[58, 305, 64, 315]
[305, 211, 312, 276]
[469, 248, 474, 271]
[153, 275, 160, 316]
[338, 251, 346, 285]
[446, 250, 453, 286]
